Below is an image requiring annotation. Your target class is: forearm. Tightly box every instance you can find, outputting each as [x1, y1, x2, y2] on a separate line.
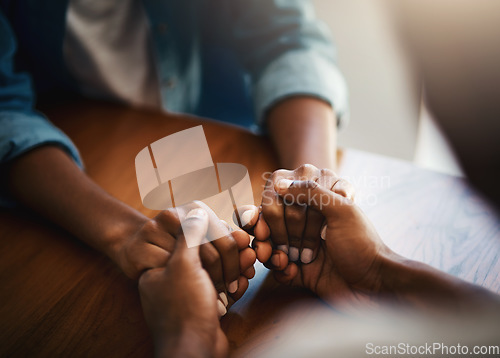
[6, 145, 147, 259]
[266, 96, 337, 170]
[379, 255, 500, 312]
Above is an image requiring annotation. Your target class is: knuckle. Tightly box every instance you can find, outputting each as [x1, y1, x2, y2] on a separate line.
[156, 209, 176, 220]
[141, 219, 159, 235]
[320, 168, 337, 178]
[262, 204, 283, 220]
[223, 236, 238, 254]
[203, 249, 221, 272]
[155, 209, 179, 226]
[296, 163, 318, 175]
[271, 169, 290, 181]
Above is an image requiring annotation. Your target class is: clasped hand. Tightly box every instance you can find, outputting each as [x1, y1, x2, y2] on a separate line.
[237, 164, 394, 304]
[137, 164, 398, 357]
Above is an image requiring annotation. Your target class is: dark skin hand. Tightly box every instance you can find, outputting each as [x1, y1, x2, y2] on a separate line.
[6, 146, 255, 312]
[139, 207, 228, 358]
[5, 96, 333, 281]
[4, 96, 333, 286]
[239, 176, 500, 312]
[235, 164, 354, 273]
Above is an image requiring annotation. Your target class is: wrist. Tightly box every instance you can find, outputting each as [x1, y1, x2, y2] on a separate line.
[266, 96, 338, 170]
[376, 254, 467, 308]
[102, 209, 149, 265]
[361, 248, 408, 296]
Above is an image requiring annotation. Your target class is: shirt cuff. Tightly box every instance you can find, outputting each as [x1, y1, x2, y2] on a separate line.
[253, 49, 350, 130]
[0, 110, 83, 207]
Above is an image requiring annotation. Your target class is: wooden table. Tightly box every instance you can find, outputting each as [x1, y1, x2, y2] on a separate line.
[1, 99, 499, 357]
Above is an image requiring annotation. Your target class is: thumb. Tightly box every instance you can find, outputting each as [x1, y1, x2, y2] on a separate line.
[234, 205, 270, 241]
[233, 205, 259, 229]
[274, 179, 351, 220]
[175, 208, 209, 262]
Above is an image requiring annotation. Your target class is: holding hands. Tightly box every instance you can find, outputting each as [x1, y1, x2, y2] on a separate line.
[238, 164, 396, 305]
[138, 208, 229, 358]
[137, 165, 500, 357]
[113, 201, 256, 312]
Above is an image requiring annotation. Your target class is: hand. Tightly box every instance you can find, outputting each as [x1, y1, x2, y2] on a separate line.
[240, 179, 393, 308]
[138, 208, 228, 358]
[110, 202, 256, 314]
[240, 164, 354, 269]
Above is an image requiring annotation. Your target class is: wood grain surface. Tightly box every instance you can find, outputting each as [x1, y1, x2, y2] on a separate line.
[0, 99, 498, 357]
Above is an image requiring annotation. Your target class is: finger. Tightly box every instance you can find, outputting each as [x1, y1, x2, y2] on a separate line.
[274, 179, 350, 220]
[294, 164, 321, 181]
[283, 204, 307, 262]
[126, 245, 171, 280]
[229, 275, 249, 301]
[154, 208, 181, 236]
[243, 266, 256, 279]
[273, 263, 298, 284]
[233, 205, 259, 230]
[239, 247, 256, 273]
[177, 201, 240, 294]
[252, 238, 272, 263]
[231, 229, 251, 251]
[200, 242, 227, 295]
[175, 208, 209, 262]
[316, 168, 339, 189]
[300, 207, 324, 264]
[234, 206, 271, 241]
[261, 170, 291, 252]
[210, 233, 240, 294]
[261, 192, 288, 249]
[254, 212, 271, 241]
[218, 291, 228, 318]
[150, 209, 180, 252]
[269, 250, 289, 271]
[332, 178, 356, 201]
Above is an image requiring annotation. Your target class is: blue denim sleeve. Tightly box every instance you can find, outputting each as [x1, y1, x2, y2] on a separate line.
[212, 0, 349, 128]
[0, 11, 82, 206]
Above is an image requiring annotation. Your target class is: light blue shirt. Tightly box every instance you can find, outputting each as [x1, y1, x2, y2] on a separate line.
[0, 0, 348, 204]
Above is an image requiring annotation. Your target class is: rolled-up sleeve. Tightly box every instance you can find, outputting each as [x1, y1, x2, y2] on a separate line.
[0, 110, 82, 167]
[0, 10, 81, 166]
[254, 49, 349, 128]
[211, 0, 349, 128]
[0, 10, 82, 206]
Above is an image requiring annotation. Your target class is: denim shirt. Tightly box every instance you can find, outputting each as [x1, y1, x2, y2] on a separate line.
[0, 0, 348, 190]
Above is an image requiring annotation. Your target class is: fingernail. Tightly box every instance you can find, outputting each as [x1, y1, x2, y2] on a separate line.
[320, 225, 327, 240]
[217, 300, 227, 317]
[275, 179, 294, 192]
[271, 253, 281, 267]
[240, 208, 257, 227]
[301, 248, 313, 264]
[289, 247, 299, 262]
[186, 208, 207, 219]
[277, 244, 289, 254]
[219, 292, 228, 307]
[228, 280, 238, 294]
[220, 220, 233, 232]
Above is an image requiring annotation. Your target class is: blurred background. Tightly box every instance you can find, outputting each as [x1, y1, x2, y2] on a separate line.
[312, 0, 463, 176]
